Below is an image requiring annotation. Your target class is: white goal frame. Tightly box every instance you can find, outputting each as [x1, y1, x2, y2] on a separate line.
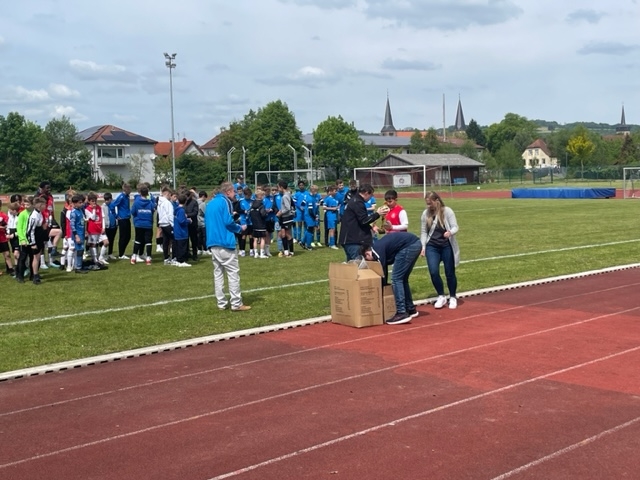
[623, 167, 640, 199]
[353, 164, 454, 198]
[254, 169, 312, 188]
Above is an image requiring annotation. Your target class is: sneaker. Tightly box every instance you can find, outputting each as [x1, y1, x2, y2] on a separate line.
[239, 251, 246, 257]
[119, 255, 130, 260]
[259, 253, 268, 259]
[49, 261, 60, 268]
[108, 254, 118, 260]
[98, 257, 109, 265]
[434, 295, 447, 309]
[136, 255, 145, 263]
[286, 252, 294, 257]
[330, 245, 339, 250]
[130, 256, 136, 265]
[146, 257, 152, 265]
[449, 297, 458, 309]
[231, 305, 251, 312]
[156, 245, 163, 253]
[278, 252, 284, 257]
[32, 275, 42, 285]
[386, 312, 411, 325]
[407, 308, 419, 318]
[177, 262, 192, 268]
[218, 305, 227, 311]
[40, 263, 49, 270]
[163, 258, 172, 265]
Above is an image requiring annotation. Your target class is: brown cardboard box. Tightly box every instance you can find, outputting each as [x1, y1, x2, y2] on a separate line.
[329, 261, 384, 328]
[382, 285, 396, 322]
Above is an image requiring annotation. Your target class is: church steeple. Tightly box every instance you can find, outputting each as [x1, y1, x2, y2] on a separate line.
[454, 95, 466, 131]
[381, 93, 397, 136]
[616, 104, 630, 135]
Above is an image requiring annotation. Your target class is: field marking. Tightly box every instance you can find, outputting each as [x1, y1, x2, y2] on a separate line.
[3, 240, 640, 329]
[1, 305, 638, 471]
[4, 277, 639, 416]
[489, 415, 640, 479]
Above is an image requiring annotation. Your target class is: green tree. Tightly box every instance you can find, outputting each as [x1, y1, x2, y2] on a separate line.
[176, 153, 226, 187]
[313, 115, 365, 179]
[495, 142, 522, 178]
[566, 126, 596, 178]
[485, 113, 538, 155]
[0, 112, 48, 192]
[458, 139, 479, 160]
[409, 130, 427, 153]
[128, 149, 149, 187]
[465, 119, 486, 146]
[43, 116, 93, 190]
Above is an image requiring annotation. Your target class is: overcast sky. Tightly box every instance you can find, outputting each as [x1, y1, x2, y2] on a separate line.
[1, 0, 638, 144]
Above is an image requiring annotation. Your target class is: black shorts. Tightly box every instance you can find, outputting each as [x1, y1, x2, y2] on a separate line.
[252, 230, 267, 239]
[0, 241, 9, 253]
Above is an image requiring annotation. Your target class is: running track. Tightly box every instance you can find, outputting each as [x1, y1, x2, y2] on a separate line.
[1, 267, 639, 479]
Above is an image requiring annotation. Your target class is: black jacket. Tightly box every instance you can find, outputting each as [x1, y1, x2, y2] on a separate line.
[249, 199, 268, 231]
[184, 196, 198, 220]
[338, 193, 380, 246]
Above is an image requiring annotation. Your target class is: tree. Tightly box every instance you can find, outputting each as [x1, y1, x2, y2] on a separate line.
[0, 112, 48, 192]
[485, 113, 538, 155]
[495, 142, 522, 178]
[43, 116, 93, 190]
[313, 115, 365, 179]
[409, 130, 427, 153]
[566, 126, 596, 178]
[176, 153, 226, 187]
[465, 119, 486, 146]
[128, 150, 149, 187]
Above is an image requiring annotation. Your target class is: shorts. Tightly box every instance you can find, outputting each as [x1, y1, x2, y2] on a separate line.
[50, 219, 60, 230]
[326, 218, 337, 230]
[0, 241, 9, 253]
[252, 230, 267, 239]
[88, 234, 108, 244]
[63, 238, 76, 251]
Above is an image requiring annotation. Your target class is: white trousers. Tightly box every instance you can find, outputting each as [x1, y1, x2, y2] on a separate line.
[210, 247, 243, 309]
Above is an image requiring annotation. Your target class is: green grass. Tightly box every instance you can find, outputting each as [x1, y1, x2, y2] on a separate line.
[1, 196, 639, 373]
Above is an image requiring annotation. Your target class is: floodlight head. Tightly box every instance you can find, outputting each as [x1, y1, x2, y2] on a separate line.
[163, 52, 169, 58]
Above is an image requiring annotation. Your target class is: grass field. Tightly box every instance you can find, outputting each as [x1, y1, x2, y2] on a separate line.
[1, 194, 639, 373]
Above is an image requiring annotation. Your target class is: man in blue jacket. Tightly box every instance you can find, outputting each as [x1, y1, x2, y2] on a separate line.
[205, 182, 251, 312]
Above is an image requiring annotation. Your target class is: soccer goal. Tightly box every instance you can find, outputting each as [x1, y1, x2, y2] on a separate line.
[623, 167, 640, 199]
[254, 169, 313, 188]
[353, 164, 453, 198]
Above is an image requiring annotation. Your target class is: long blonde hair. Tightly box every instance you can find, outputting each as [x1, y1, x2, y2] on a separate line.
[425, 191, 446, 230]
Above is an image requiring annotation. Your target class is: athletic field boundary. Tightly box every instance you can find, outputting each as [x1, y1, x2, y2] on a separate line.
[2, 262, 639, 383]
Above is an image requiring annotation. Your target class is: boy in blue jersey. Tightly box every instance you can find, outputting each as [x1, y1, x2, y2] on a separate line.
[102, 192, 118, 260]
[238, 187, 253, 256]
[309, 185, 323, 247]
[131, 184, 156, 265]
[323, 186, 340, 249]
[69, 195, 88, 274]
[262, 185, 275, 257]
[292, 180, 308, 244]
[112, 183, 132, 259]
[172, 193, 191, 267]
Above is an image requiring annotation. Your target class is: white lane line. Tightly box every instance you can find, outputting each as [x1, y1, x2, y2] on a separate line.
[3, 278, 639, 414]
[208, 344, 640, 479]
[1, 306, 638, 471]
[489, 416, 640, 480]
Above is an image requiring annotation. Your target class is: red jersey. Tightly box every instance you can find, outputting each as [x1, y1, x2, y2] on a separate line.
[386, 204, 405, 227]
[36, 192, 55, 227]
[0, 212, 8, 243]
[85, 204, 104, 235]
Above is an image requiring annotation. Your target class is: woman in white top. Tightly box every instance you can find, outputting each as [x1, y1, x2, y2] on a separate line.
[420, 191, 460, 309]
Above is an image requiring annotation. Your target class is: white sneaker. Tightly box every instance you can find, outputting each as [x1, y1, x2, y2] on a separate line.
[108, 254, 118, 260]
[249, 249, 255, 257]
[98, 257, 109, 265]
[330, 245, 339, 250]
[434, 295, 447, 309]
[119, 255, 130, 260]
[177, 262, 192, 268]
[40, 263, 49, 270]
[163, 259, 172, 265]
[156, 245, 163, 253]
[239, 251, 246, 257]
[136, 255, 145, 263]
[259, 253, 268, 259]
[449, 297, 458, 309]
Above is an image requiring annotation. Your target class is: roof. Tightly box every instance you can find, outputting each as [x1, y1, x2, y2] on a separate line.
[154, 138, 203, 157]
[201, 133, 222, 150]
[375, 153, 483, 168]
[525, 138, 552, 157]
[78, 125, 156, 144]
[381, 96, 396, 134]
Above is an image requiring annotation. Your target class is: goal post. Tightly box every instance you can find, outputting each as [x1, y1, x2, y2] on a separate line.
[254, 169, 312, 188]
[353, 164, 453, 198]
[623, 167, 640, 199]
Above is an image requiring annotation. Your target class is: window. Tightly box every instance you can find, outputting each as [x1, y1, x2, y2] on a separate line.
[98, 148, 124, 158]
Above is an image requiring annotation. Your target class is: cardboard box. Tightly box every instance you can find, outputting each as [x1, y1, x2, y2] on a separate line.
[329, 261, 384, 328]
[382, 285, 396, 322]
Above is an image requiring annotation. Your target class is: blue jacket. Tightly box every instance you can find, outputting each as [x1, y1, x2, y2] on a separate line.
[131, 196, 155, 228]
[112, 191, 131, 219]
[70, 207, 86, 242]
[206, 192, 242, 249]
[173, 205, 189, 241]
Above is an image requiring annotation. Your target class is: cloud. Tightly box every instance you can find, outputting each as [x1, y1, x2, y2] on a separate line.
[565, 9, 606, 24]
[69, 59, 131, 81]
[363, 0, 523, 31]
[0, 86, 50, 104]
[577, 42, 640, 56]
[381, 58, 441, 71]
[49, 105, 88, 122]
[204, 62, 231, 72]
[49, 83, 80, 99]
[114, 113, 138, 122]
[277, 0, 357, 9]
[257, 66, 337, 88]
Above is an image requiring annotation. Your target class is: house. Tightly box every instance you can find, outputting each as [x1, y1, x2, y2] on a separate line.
[79, 125, 157, 185]
[201, 133, 223, 157]
[154, 138, 204, 159]
[522, 139, 557, 169]
[358, 153, 484, 187]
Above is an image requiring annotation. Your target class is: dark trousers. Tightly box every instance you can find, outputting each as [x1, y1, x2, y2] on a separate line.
[188, 219, 198, 258]
[197, 226, 206, 252]
[16, 245, 33, 280]
[117, 218, 131, 256]
[133, 227, 153, 258]
[105, 227, 117, 255]
[174, 238, 188, 263]
[161, 225, 173, 260]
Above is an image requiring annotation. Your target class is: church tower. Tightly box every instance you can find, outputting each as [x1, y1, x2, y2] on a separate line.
[616, 104, 630, 136]
[454, 95, 466, 131]
[380, 93, 397, 137]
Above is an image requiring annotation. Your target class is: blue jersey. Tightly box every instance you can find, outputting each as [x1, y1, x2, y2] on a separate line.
[239, 198, 252, 226]
[112, 191, 131, 219]
[365, 195, 377, 212]
[323, 195, 339, 224]
[263, 196, 275, 221]
[69, 207, 86, 242]
[173, 205, 189, 240]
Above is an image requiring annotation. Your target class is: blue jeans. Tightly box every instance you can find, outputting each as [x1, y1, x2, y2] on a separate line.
[391, 238, 422, 314]
[343, 243, 362, 262]
[426, 241, 457, 297]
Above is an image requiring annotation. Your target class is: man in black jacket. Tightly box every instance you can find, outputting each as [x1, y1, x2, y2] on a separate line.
[338, 183, 387, 261]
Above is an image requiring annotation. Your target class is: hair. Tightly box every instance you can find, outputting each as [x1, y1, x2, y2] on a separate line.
[243, 186, 252, 197]
[254, 189, 264, 199]
[220, 181, 234, 194]
[336, 179, 344, 186]
[357, 183, 374, 195]
[384, 189, 398, 201]
[8, 201, 20, 212]
[87, 192, 98, 202]
[425, 191, 446, 229]
[297, 180, 306, 187]
[39, 181, 50, 189]
[103, 192, 113, 201]
[23, 196, 34, 207]
[71, 194, 82, 204]
[198, 190, 207, 198]
[33, 197, 47, 209]
[10, 194, 22, 203]
[139, 185, 149, 197]
[360, 244, 372, 257]
[349, 180, 358, 189]
[177, 193, 188, 205]
[277, 180, 288, 190]
[310, 184, 318, 192]
[326, 185, 336, 194]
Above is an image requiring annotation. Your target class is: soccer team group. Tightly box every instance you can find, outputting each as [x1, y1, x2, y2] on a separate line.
[0, 177, 460, 325]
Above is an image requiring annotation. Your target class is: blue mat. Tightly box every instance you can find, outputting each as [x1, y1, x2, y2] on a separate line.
[511, 188, 616, 199]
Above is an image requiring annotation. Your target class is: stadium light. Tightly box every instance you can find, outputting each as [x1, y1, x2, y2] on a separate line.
[302, 145, 313, 181]
[164, 52, 177, 188]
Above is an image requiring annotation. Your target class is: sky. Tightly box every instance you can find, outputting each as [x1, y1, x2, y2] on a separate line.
[1, 0, 639, 145]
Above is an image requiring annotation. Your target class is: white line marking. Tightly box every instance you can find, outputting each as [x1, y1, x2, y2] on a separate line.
[1, 306, 638, 470]
[489, 416, 640, 480]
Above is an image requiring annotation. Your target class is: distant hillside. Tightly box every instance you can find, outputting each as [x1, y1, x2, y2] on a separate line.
[530, 120, 639, 135]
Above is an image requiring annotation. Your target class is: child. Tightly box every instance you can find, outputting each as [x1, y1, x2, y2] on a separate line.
[323, 186, 340, 249]
[0, 200, 15, 276]
[197, 190, 208, 255]
[85, 192, 109, 266]
[238, 187, 253, 257]
[249, 189, 268, 259]
[157, 186, 175, 264]
[309, 185, 323, 247]
[15, 196, 35, 283]
[263, 186, 275, 257]
[5, 201, 21, 276]
[172, 193, 191, 267]
[26, 197, 46, 284]
[131, 184, 155, 265]
[69, 194, 88, 274]
[102, 192, 118, 260]
[58, 189, 76, 272]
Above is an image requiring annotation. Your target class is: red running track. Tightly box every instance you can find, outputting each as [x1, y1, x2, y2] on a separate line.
[1, 268, 640, 479]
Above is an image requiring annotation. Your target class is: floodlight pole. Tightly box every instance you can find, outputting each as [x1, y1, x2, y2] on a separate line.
[242, 146, 247, 181]
[227, 146, 236, 182]
[302, 145, 313, 181]
[287, 144, 298, 182]
[164, 53, 177, 188]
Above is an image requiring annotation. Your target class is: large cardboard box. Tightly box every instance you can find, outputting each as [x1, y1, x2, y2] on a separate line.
[329, 262, 384, 328]
[382, 285, 396, 322]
